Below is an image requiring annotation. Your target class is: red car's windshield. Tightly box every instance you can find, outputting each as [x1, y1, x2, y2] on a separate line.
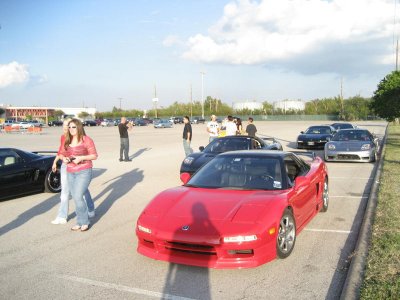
[187, 156, 283, 190]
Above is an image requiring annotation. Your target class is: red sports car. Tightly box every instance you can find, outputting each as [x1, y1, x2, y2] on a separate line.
[136, 150, 329, 269]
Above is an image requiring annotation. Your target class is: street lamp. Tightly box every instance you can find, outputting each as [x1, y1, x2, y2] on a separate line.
[200, 71, 205, 119]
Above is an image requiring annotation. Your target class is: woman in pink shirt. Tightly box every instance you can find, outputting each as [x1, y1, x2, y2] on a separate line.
[59, 119, 98, 231]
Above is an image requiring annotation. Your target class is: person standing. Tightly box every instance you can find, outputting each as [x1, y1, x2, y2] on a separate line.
[118, 117, 133, 162]
[225, 115, 237, 136]
[206, 115, 219, 142]
[245, 117, 257, 137]
[236, 118, 243, 135]
[51, 119, 95, 225]
[59, 119, 98, 231]
[182, 116, 193, 156]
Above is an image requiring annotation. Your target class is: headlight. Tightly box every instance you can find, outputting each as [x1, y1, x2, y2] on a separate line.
[327, 144, 336, 150]
[361, 144, 371, 150]
[138, 225, 152, 234]
[223, 235, 257, 243]
[183, 157, 194, 165]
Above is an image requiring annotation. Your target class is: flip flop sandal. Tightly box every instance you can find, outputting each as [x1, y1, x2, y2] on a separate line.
[80, 225, 90, 232]
[71, 225, 81, 231]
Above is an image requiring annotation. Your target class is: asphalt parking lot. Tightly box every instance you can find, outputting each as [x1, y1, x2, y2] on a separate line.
[0, 120, 387, 299]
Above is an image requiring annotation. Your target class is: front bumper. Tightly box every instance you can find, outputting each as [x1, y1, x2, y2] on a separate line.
[324, 149, 374, 162]
[136, 230, 276, 269]
[297, 140, 327, 149]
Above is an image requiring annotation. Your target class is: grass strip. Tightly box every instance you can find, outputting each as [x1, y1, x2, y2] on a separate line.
[360, 124, 400, 299]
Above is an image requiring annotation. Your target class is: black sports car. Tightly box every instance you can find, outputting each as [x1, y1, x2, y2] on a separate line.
[0, 148, 61, 201]
[82, 120, 97, 127]
[180, 135, 283, 175]
[297, 125, 336, 149]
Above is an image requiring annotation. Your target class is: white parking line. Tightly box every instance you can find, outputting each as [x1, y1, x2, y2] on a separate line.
[58, 275, 195, 300]
[304, 228, 351, 234]
[330, 196, 369, 199]
[330, 177, 372, 180]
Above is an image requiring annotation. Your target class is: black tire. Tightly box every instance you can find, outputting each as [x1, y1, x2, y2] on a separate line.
[276, 209, 296, 259]
[297, 143, 302, 149]
[44, 168, 61, 193]
[320, 178, 329, 212]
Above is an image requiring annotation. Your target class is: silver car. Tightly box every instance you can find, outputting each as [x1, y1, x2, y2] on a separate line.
[324, 128, 379, 162]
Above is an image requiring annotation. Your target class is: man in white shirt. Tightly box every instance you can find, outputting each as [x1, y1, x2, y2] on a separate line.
[225, 115, 237, 136]
[206, 115, 220, 142]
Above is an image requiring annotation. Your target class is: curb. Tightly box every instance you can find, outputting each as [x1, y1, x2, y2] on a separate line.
[339, 125, 388, 300]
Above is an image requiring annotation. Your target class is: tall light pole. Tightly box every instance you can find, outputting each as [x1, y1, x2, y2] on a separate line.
[152, 85, 158, 118]
[118, 97, 123, 110]
[200, 71, 205, 119]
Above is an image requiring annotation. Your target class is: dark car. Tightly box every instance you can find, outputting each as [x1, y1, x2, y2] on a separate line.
[180, 135, 283, 175]
[134, 118, 148, 126]
[0, 148, 61, 200]
[191, 117, 205, 124]
[297, 125, 336, 149]
[48, 120, 63, 127]
[82, 120, 97, 127]
[330, 122, 356, 131]
[173, 117, 184, 124]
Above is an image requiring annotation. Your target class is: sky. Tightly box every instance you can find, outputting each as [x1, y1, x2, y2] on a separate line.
[0, 0, 398, 112]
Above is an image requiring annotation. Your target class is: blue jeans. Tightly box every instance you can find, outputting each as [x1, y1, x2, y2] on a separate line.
[67, 168, 93, 226]
[183, 139, 192, 157]
[120, 138, 129, 160]
[57, 164, 94, 219]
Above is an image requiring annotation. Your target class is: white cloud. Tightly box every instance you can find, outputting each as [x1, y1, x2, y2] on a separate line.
[181, 0, 395, 74]
[0, 61, 30, 88]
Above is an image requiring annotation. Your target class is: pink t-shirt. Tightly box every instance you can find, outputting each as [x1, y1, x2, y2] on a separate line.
[59, 135, 98, 173]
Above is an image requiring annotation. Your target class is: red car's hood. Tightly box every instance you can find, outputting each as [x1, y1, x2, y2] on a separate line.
[143, 187, 286, 239]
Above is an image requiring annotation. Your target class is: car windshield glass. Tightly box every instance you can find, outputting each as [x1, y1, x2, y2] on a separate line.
[187, 156, 283, 190]
[332, 130, 371, 141]
[203, 138, 251, 153]
[305, 126, 331, 134]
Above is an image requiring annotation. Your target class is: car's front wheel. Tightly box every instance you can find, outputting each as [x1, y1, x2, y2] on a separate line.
[44, 168, 61, 193]
[320, 178, 329, 212]
[276, 209, 296, 258]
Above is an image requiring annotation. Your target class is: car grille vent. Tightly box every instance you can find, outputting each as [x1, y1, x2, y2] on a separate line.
[165, 241, 217, 256]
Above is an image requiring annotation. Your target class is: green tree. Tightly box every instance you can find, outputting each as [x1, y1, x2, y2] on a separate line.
[370, 71, 400, 122]
[78, 111, 90, 119]
[53, 110, 64, 119]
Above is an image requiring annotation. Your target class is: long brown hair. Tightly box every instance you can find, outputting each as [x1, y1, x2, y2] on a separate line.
[64, 118, 86, 150]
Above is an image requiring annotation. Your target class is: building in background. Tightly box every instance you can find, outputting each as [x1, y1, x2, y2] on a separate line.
[232, 101, 263, 111]
[0, 104, 96, 124]
[273, 100, 305, 112]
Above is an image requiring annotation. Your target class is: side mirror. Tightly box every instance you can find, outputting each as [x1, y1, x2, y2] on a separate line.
[294, 176, 310, 190]
[300, 131, 304, 134]
[199, 146, 205, 151]
[180, 172, 191, 185]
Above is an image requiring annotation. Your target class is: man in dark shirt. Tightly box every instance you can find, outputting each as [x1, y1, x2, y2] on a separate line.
[245, 117, 257, 137]
[182, 116, 193, 157]
[118, 117, 133, 161]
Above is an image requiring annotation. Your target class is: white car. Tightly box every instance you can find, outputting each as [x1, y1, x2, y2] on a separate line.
[11, 122, 34, 129]
[101, 119, 113, 127]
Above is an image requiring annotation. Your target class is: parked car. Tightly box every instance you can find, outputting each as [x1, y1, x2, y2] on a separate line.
[297, 125, 336, 149]
[101, 119, 114, 127]
[134, 119, 148, 126]
[154, 119, 173, 128]
[174, 117, 184, 124]
[94, 119, 102, 126]
[11, 121, 34, 129]
[330, 122, 356, 131]
[29, 120, 44, 127]
[181, 135, 283, 175]
[82, 120, 97, 127]
[191, 117, 205, 124]
[137, 150, 329, 268]
[48, 120, 63, 127]
[0, 148, 62, 200]
[324, 128, 379, 162]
